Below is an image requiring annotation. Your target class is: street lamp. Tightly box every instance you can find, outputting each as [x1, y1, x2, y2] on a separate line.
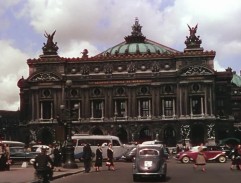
[61, 79, 78, 169]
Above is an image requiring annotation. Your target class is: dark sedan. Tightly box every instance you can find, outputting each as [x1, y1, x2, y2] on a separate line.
[10, 147, 39, 164]
[121, 147, 137, 162]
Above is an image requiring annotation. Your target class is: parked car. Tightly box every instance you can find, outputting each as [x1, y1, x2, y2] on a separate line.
[132, 144, 167, 182]
[10, 147, 39, 164]
[175, 145, 227, 164]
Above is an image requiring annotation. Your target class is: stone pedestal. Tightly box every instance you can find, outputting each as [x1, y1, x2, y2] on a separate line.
[207, 137, 216, 146]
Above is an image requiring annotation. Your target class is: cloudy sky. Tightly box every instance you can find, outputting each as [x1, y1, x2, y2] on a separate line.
[1, 0, 241, 111]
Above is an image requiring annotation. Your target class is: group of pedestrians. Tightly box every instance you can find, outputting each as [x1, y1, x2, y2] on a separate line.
[82, 142, 115, 173]
[0, 142, 10, 171]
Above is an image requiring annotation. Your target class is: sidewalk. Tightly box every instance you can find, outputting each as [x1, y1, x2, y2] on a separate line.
[0, 164, 85, 183]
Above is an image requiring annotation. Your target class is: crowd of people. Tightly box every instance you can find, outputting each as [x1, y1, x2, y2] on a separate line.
[82, 142, 115, 173]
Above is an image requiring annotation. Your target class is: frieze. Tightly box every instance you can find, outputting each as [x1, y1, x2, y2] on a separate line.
[181, 66, 212, 76]
[30, 73, 61, 82]
[89, 79, 151, 85]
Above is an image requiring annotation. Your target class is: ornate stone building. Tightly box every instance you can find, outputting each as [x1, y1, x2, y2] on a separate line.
[17, 19, 238, 146]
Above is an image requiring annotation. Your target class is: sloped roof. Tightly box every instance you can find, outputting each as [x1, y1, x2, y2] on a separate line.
[95, 18, 179, 58]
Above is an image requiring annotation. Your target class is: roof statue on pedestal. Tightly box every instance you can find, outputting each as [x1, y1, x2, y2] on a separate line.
[124, 17, 146, 43]
[184, 24, 203, 52]
[41, 30, 59, 56]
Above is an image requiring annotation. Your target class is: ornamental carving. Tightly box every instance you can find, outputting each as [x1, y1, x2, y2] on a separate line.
[104, 63, 113, 74]
[181, 125, 190, 139]
[31, 73, 60, 82]
[42, 30, 58, 55]
[185, 24, 202, 49]
[81, 64, 90, 75]
[181, 66, 212, 76]
[151, 62, 160, 72]
[127, 62, 136, 73]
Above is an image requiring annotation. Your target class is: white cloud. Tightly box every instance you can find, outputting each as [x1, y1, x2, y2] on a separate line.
[0, 40, 28, 110]
[1, 0, 241, 110]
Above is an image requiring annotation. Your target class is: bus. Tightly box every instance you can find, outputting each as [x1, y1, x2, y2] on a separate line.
[71, 134, 132, 160]
[1, 140, 25, 147]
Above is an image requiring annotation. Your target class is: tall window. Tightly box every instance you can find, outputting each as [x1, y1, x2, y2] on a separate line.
[92, 100, 103, 118]
[139, 99, 151, 117]
[164, 99, 173, 116]
[192, 96, 201, 115]
[41, 101, 52, 119]
[114, 99, 127, 117]
[217, 99, 224, 117]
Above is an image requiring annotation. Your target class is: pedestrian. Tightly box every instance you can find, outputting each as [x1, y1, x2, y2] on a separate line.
[33, 147, 54, 181]
[193, 143, 206, 172]
[53, 144, 62, 171]
[95, 144, 103, 172]
[82, 143, 93, 173]
[107, 143, 115, 171]
[0, 142, 5, 171]
[236, 145, 241, 170]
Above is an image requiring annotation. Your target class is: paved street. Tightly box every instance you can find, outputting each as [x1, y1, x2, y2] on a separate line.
[0, 158, 240, 183]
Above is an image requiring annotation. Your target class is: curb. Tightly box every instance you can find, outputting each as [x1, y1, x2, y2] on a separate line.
[53, 169, 84, 180]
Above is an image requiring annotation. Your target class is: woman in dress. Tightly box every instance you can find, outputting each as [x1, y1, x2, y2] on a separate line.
[193, 143, 206, 172]
[107, 143, 115, 170]
[95, 144, 103, 172]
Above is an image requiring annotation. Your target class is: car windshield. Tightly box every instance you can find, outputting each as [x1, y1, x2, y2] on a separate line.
[139, 149, 159, 156]
[10, 148, 25, 153]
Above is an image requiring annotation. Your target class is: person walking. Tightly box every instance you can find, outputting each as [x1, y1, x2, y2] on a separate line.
[107, 143, 115, 171]
[95, 144, 103, 172]
[193, 143, 206, 172]
[82, 143, 93, 173]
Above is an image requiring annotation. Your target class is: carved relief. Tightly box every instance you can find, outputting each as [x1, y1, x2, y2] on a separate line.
[181, 66, 212, 76]
[127, 62, 136, 73]
[31, 73, 60, 82]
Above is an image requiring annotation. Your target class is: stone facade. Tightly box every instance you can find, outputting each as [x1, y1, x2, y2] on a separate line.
[17, 19, 239, 146]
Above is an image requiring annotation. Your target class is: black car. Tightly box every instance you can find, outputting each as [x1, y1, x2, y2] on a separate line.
[10, 147, 39, 164]
[121, 147, 137, 162]
[132, 144, 167, 182]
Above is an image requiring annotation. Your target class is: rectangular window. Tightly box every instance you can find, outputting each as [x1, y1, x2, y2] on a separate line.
[217, 99, 224, 116]
[140, 99, 150, 117]
[42, 101, 52, 119]
[164, 99, 173, 116]
[93, 100, 103, 118]
[192, 96, 201, 115]
[115, 99, 126, 117]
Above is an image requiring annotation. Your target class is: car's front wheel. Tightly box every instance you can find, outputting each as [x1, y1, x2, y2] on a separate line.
[218, 155, 227, 163]
[181, 156, 190, 164]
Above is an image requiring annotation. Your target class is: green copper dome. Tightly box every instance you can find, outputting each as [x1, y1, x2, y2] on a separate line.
[97, 18, 178, 57]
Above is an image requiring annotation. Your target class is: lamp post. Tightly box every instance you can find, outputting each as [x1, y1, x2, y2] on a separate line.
[61, 79, 78, 169]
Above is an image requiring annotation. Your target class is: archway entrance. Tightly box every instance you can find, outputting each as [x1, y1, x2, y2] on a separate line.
[139, 127, 152, 142]
[163, 126, 176, 146]
[37, 128, 53, 145]
[190, 124, 205, 146]
[116, 127, 128, 143]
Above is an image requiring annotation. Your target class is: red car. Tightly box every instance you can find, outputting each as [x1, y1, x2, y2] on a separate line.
[175, 146, 227, 164]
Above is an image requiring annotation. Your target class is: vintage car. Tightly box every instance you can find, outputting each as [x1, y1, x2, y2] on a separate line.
[10, 147, 39, 164]
[175, 145, 227, 164]
[132, 144, 167, 182]
[121, 147, 137, 162]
